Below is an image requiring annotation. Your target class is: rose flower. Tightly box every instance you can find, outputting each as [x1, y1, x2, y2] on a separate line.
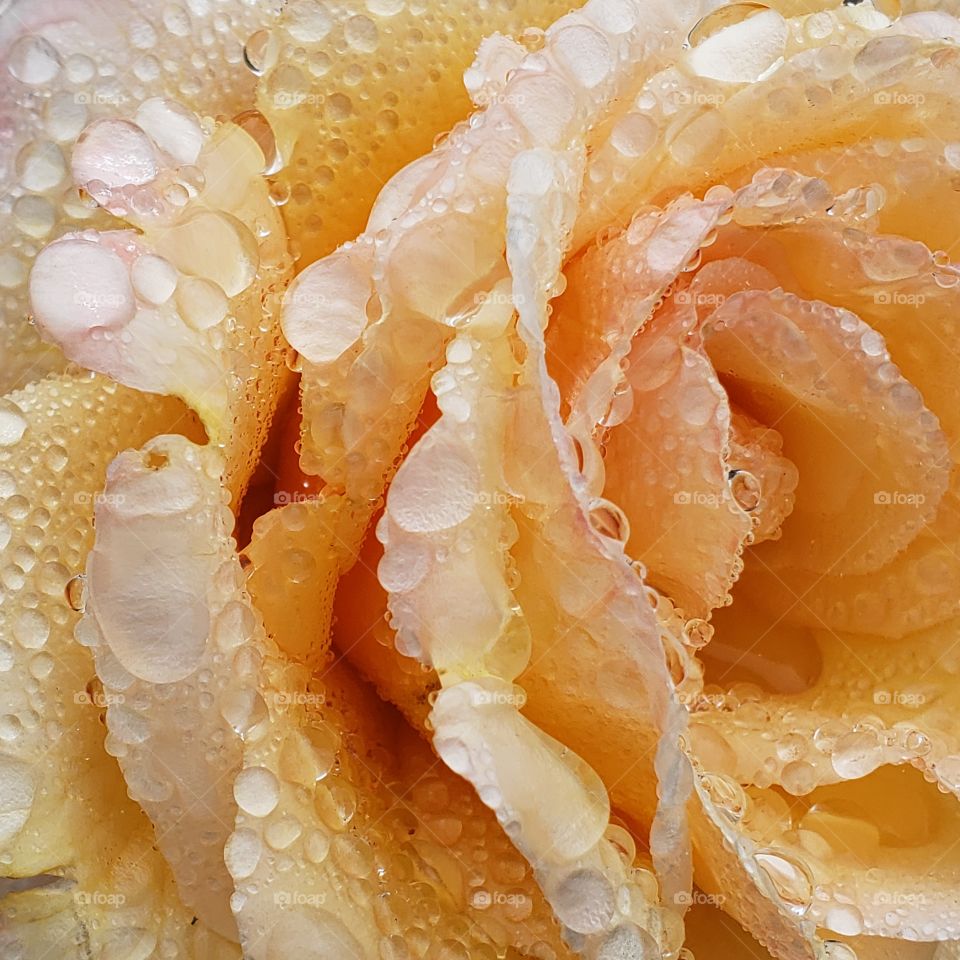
[0, 1, 958, 959]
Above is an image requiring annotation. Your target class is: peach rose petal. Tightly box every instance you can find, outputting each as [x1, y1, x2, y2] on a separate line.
[30, 103, 292, 500]
[0, 0, 280, 394]
[257, 0, 573, 267]
[287, 0, 721, 512]
[227, 486, 576, 960]
[577, 6, 960, 248]
[701, 288, 949, 577]
[0, 375, 229, 957]
[82, 435, 269, 940]
[706, 217, 960, 638]
[601, 295, 753, 619]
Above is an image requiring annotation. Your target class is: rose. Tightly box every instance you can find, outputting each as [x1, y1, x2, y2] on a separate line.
[284, 1, 960, 956]
[5, 2, 960, 960]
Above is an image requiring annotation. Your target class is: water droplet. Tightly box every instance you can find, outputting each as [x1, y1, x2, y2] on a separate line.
[8, 35, 62, 85]
[551, 868, 616, 935]
[685, 2, 771, 48]
[176, 277, 229, 331]
[699, 772, 746, 821]
[132, 255, 178, 306]
[754, 849, 813, 915]
[243, 29, 277, 76]
[225, 827, 262, 879]
[13, 610, 50, 650]
[0, 401, 27, 447]
[233, 766, 280, 817]
[16, 140, 67, 193]
[233, 109, 282, 176]
[588, 499, 630, 543]
[345, 15, 379, 53]
[684, 4, 787, 83]
[831, 729, 883, 779]
[729, 469, 761, 512]
[818, 942, 858, 960]
[824, 903, 864, 937]
[683, 618, 713, 650]
[63, 573, 87, 613]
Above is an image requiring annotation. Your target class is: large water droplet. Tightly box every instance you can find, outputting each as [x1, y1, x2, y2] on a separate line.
[243, 29, 277, 76]
[699, 772, 746, 821]
[0, 401, 27, 447]
[831, 729, 884, 779]
[684, 4, 787, 83]
[234, 766, 280, 817]
[754, 849, 813, 916]
[8, 35, 62, 85]
[233, 109, 283, 176]
[0, 756, 35, 843]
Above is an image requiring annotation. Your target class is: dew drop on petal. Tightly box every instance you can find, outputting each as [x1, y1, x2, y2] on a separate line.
[234, 766, 280, 817]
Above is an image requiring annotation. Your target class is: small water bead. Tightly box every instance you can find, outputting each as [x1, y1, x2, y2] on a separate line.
[8, 35, 62, 85]
[729, 469, 761, 512]
[682, 618, 712, 651]
[13, 610, 49, 650]
[0, 715, 23, 743]
[587, 499, 630, 543]
[13, 196, 56, 239]
[824, 903, 864, 937]
[265, 815, 302, 851]
[698, 772, 746, 821]
[304, 829, 330, 864]
[0, 255, 27, 290]
[163, 4, 193, 37]
[332, 833, 375, 878]
[16, 141, 67, 193]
